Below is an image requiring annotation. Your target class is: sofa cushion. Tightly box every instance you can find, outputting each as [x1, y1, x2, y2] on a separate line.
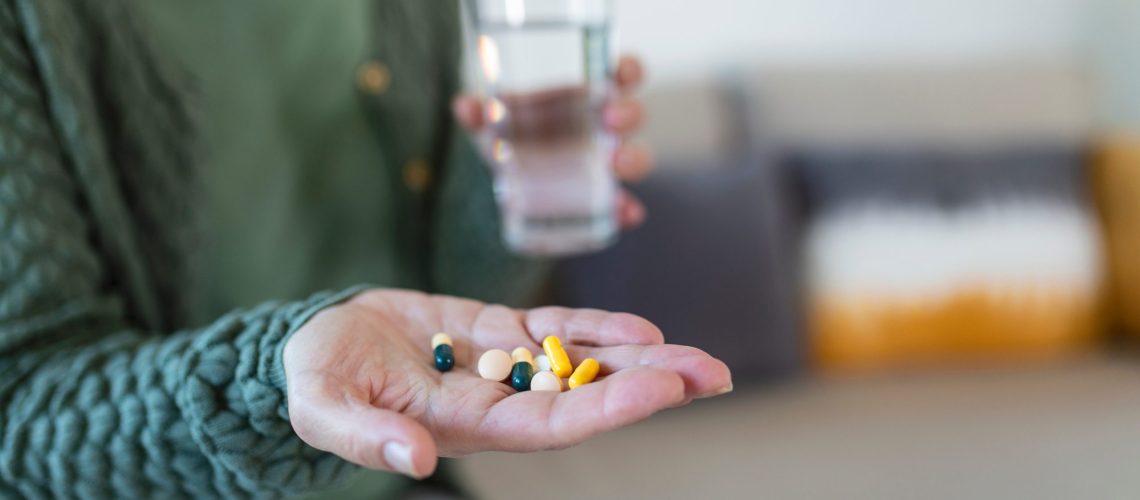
[553, 158, 803, 381]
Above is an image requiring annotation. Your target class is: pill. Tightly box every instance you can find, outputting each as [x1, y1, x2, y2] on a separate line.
[511, 347, 535, 368]
[530, 370, 563, 392]
[542, 336, 573, 378]
[535, 354, 552, 372]
[568, 358, 599, 389]
[434, 344, 455, 372]
[431, 333, 453, 349]
[478, 349, 513, 381]
[510, 361, 534, 391]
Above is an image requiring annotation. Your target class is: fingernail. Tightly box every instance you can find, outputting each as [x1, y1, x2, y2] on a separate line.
[383, 441, 422, 479]
[696, 384, 733, 399]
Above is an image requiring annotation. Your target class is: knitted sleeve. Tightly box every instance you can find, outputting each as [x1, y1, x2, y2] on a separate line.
[0, 6, 359, 498]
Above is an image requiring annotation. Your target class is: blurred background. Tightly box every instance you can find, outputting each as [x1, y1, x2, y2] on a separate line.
[459, 0, 1140, 498]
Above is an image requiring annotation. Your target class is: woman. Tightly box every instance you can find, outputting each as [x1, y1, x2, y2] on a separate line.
[0, 0, 732, 498]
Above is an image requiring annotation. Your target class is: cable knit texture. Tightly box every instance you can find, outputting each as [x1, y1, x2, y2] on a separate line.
[1, 0, 360, 497]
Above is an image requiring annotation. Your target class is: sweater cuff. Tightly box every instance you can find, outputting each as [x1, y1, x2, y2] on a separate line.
[266, 285, 371, 394]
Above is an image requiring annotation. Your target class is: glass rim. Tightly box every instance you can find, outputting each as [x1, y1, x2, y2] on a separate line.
[465, 0, 613, 28]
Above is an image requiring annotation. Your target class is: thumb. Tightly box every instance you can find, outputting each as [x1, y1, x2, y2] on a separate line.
[291, 391, 438, 479]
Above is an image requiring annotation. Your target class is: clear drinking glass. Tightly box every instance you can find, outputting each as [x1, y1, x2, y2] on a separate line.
[465, 0, 619, 256]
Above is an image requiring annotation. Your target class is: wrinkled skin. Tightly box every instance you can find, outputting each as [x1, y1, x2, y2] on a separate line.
[284, 289, 733, 478]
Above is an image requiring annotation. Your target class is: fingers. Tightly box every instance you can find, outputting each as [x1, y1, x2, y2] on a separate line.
[617, 189, 647, 228]
[473, 366, 685, 452]
[289, 384, 438, 479]
[615, 55, 645, 91]
[452, 95, 485, 131]
[614, 143, 654, 181]
[466, 304, 540, 362]
[457, 95, 645, 135]
[603, 98, 644, 134]
[605, 57, 655, 187]
[454, 55, 644, 133]
[565, 344, 734, 399]
[524, 307, 665, 347]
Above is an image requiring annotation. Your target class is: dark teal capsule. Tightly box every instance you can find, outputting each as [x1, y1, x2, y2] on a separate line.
[434, 344, 455, 372]
[510, 361, 534, 391]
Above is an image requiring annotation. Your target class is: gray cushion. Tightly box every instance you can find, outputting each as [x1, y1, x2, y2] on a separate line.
[552, 158, 804, 382]
[789, 147, 1090, 214]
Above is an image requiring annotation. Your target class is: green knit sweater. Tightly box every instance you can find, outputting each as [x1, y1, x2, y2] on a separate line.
[0, 0, 546, 497]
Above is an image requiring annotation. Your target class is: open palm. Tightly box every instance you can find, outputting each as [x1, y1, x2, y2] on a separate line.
[282, 289, 733, 478]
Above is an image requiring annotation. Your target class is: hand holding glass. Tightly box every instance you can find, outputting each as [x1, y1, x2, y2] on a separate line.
[466, 0, 618, 256]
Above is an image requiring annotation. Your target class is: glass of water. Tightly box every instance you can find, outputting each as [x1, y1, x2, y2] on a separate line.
[464, 0, 619, 256]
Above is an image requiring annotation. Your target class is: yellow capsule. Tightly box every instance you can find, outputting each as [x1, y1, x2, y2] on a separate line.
[511, 347, 535, 368]
[568, 358, 600, 389]
[542, 336, 573, 378]
[431, 333, 453, 349]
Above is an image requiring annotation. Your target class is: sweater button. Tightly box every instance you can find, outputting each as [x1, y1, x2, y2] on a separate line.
[403, 159, 432, 193]
[357, 60, 391, 95]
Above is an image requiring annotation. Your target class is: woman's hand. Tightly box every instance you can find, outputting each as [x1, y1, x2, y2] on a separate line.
[453, 55, 653, 228]
[283, 289, 732, 479]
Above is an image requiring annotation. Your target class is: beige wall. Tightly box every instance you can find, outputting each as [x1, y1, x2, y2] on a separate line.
[615, 0, 1087, 88]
